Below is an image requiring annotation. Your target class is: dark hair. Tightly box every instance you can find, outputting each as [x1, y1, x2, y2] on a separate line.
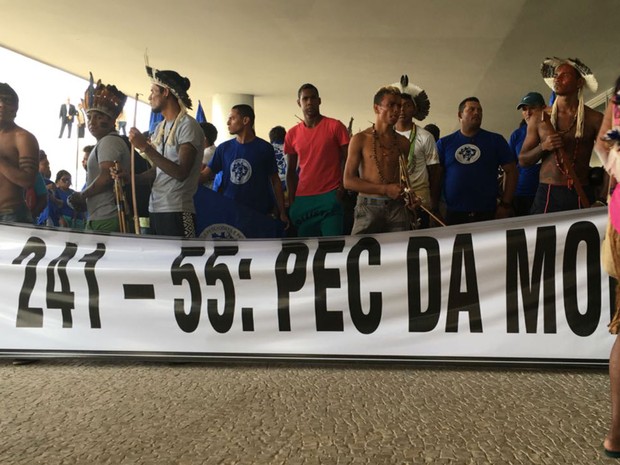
[83, 145, 95, 154]
[200, 122, 218, 144]
[232, 104, 255, 125]
[373, 86, 401, 106]
[55, 169, 71, 183]
[458, 97, 480, 114]
[39, 150, 48, 161]
[297, 83, 319, 99]
[423, 123, 440, 142]
[0, 83, 18, 106]
[269, 126, 286, 143]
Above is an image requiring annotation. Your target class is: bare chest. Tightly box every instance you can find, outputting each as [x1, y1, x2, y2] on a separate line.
[363, 132, 401, 183]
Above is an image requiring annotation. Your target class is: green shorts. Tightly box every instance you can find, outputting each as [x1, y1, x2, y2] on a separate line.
[86, 217, 121, 233]
[289, 190, 343, 237]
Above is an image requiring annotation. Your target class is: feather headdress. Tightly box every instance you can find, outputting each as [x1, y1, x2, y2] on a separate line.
[391, 74, 430, 121]
[541, 57, 598, 93]
[540, 57, 597, 139]
[146, 66, 193, 110]
[83, 73, 127, 120]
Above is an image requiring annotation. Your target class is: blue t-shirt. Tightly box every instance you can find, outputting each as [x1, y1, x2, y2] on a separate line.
[437, 129, 513, 212]
[55, 188, 86, 221]
[508, 123, 541, 197]
[209, 137, 277, 215]
[36, 178, 59, 226]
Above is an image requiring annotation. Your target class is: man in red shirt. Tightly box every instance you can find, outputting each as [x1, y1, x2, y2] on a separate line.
[284, 83, 350, 237]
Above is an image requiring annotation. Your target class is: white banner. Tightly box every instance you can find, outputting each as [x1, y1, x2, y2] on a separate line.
[0, 208, 614, 365]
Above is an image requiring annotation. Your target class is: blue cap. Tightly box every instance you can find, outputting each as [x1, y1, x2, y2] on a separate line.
[516, 92, 545, 110]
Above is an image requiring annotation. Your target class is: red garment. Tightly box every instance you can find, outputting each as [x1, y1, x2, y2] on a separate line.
[24, 187, 37, 212]
[284, 116, 349, 196]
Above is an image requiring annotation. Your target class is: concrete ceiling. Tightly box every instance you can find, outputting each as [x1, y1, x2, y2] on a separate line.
[0, 0, 616, 141]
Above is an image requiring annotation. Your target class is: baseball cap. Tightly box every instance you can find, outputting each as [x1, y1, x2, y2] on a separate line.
[516, 92, 545, 110]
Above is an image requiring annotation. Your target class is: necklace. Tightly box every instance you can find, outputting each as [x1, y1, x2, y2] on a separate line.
[160, 120, 174, 154]
[554, 111, 577, 135]
[371, 124, 399, 184]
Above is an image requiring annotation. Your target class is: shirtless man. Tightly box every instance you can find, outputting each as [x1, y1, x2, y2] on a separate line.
[0, 83, 39, 223]
[519, 58, 603, 213]
[344, 86, 412, 234]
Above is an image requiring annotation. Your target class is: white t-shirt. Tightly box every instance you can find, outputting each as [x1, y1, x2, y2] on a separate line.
[395, 124, 439, 207]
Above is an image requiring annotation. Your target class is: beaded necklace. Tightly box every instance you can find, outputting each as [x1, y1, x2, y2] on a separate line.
[555, 112, 577, 135]
[552, 111, 579, 188]
[371, 124, 399, 184]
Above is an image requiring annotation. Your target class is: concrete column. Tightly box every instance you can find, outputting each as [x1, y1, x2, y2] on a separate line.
[211, 94, 254, 145]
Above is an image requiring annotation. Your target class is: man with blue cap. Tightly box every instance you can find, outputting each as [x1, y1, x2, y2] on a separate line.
[509, 92, 545, 215]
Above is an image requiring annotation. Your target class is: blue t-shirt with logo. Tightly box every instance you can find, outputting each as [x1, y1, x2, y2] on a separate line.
[437, 129, 513, 212]
[209, 137, 277, 215]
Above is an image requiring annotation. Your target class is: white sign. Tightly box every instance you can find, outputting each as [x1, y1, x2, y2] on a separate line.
[0, 209, 614, 365]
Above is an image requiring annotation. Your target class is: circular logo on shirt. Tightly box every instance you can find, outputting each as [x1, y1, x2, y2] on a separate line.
[199, 223, 246, 240]
[230, 159, 252, 185]
[455, 144, 481, 164]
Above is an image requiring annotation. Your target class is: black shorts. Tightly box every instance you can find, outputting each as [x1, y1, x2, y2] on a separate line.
[530, 183, 594, 214]
[149, 212, 196, 238]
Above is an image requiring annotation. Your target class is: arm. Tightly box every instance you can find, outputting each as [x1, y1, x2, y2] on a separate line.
[49, 186, 63, 208]
[111, 164, 156, 187]
[129, 128, 198, 182]
[199, 165, 215, 184]
[0, 131, 38, 188]
[135, 166, 156, 186]
[285, 152, 298, 204]
[337, 144, 348, 198]
[518, 118, 544, 167]
[496, 161, 517, 219]
[519, 114, 564, 167]
[139, 142, 198, 181]
[82, 160, 115, 199]
[270, 173, 289, 228]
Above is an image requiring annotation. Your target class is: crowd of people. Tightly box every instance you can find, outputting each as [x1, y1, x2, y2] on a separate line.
[4, 56, 620, 458]
[0, 56, 609, 239]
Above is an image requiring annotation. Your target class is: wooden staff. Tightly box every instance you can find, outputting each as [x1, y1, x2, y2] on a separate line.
[130, 93, 141, 234]
[557, 147, 591, 207]
[113, 161, 127, 233]
[399, 154, 446, 227]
